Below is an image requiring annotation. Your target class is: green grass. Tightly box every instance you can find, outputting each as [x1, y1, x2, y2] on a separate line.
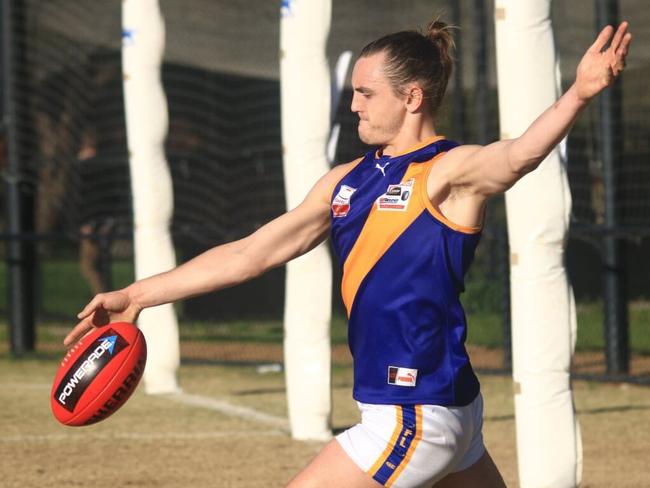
[0, 259, 134, 319]
[0, 259, 649, 354]
[465, 303, 650, 354]
[179, 314, 349, 345]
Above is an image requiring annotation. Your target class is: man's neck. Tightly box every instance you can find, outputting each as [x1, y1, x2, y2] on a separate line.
[380, 117, 437, 157]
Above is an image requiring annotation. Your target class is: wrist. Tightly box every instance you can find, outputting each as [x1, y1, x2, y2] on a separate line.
[123, 283, 145, 313]
[568, 82, 592, 108]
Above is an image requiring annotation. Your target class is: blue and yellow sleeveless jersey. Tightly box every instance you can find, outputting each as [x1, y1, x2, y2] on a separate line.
[330, 136, 481, 406]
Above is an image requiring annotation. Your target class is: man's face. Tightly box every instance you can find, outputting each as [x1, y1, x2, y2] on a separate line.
[350, 52, 407, 146]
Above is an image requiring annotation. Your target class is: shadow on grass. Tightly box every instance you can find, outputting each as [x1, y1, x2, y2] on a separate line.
[485, 403, 650, 423]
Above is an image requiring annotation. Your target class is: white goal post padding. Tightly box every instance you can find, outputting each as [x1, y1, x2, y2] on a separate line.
[122, 0, 181, 394]
[494, 1, 582, 486]
[280, 0, 333, 441]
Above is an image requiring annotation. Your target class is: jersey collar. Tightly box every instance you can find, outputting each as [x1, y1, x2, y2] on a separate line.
[374, 135, 446, 160]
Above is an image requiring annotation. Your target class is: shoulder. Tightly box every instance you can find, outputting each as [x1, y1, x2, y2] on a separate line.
[316, 157, 365, 194]
[431, 144, 484, 180]
[438, 144, 482, 165]
[303, 157, 366, 207]
[330, 156, 365, 181]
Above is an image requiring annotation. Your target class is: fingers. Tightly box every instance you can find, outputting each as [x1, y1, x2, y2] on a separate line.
[67, 289, 137, 346]
[617, 32, 632, 58]
[63, 317, 95, 347]
[67, 293, 111, 346]
[77, 294, 105, 320]
[609, 21, 629, 53]
[589, 25, 614, 53]
[613, 30, 632, 77]
[589, 22, 630, 54]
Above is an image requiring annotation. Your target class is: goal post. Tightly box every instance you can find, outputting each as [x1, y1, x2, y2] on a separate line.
[122, 0, 180, 394]
[280, 0, 334, 441]
[494, 1, 582, 486]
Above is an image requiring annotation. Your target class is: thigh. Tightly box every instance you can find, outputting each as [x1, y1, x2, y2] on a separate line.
[433, 451, 506, 488]
[287, 439, 383, 488]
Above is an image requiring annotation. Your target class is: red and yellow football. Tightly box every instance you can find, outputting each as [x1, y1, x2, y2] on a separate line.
[50, 322, 147, 426]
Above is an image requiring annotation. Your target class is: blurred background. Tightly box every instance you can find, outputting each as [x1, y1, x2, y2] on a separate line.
[0, 0, 648, 382]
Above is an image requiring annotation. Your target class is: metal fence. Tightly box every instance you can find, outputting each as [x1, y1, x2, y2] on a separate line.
[1, 0, 648, 383]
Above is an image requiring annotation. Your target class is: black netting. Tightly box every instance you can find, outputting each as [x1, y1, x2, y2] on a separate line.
[1, 0, 648, 380]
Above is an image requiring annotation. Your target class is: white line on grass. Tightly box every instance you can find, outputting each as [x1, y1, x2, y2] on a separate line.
[2, 383, 290, 433]
[163, 392, 290, 431]
[0, 430, 285, 443]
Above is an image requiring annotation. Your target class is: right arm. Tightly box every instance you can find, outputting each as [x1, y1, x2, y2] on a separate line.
[64, 162, 354, 346]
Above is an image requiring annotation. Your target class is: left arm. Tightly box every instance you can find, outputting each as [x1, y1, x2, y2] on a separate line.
[441, 22, 632, 197]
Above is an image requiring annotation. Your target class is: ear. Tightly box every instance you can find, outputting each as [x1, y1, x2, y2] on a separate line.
[404, 85, 425, 113]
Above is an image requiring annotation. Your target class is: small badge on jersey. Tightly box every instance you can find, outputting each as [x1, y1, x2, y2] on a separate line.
[376, 179, 414, 212]
[387, 366, 418, 387]
[332, 185, 356, 218]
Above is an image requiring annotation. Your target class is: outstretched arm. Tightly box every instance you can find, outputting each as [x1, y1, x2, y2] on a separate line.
[64, 163, 351, 346]
[442, 22, 632, 197]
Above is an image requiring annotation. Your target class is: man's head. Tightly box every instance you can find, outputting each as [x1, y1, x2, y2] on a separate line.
[351, 20, 455, 146]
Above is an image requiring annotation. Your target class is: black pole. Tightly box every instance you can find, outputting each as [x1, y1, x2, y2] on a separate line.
[595, 0, 628, 374]
[473, 0, 489, 145]
[3, 0, 36, 355]
[450, 0, 467, 142]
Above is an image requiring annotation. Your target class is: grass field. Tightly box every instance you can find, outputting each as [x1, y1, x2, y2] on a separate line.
[1, 259, 649, 486]
[2, 259, 650, 355]
[1, 355, 649, 487]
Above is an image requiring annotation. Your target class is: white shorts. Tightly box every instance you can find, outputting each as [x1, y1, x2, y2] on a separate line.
[336, 393, 485, 488]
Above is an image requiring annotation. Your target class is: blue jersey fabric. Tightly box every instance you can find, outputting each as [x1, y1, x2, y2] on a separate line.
[330, 137, 481, 406]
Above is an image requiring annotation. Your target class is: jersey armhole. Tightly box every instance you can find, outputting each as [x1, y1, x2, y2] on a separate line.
[328, 156, 365, 202]
[419, 154, 483, 235]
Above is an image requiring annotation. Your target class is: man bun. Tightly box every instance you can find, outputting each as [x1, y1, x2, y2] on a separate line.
[359, 19, 457, 116]
[425, 19, 455, 92]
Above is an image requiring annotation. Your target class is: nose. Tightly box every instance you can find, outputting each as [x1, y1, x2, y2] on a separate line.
[351, 91, 362, 114]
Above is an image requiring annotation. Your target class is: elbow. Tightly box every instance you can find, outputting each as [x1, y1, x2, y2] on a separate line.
[237, 251, 266, 282]
[508, 158, 538, 177]
[507, 143, 546, 176]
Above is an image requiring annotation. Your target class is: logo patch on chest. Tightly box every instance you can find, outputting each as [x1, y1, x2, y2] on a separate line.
[376, 179, 414, 212]
[332, 185, 356, 218]
[387, 366, 418, 387]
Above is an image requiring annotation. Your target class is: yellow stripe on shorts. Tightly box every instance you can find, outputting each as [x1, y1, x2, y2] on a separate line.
[385, 405, 423, 487]
[367, 406, 404, 477]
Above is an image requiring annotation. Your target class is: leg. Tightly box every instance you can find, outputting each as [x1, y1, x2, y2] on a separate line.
[79, 223, 105, 295]
[287, 439, 383, 488]
[434, 451, 505, 488]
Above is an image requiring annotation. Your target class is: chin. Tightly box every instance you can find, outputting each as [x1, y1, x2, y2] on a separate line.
[358, 126, 384, 146]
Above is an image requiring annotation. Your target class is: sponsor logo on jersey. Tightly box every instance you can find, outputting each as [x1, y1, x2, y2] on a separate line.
[376, 179, 414, 212]
[332, 185, 356, 218]
[375, 161, 390, 176]
[55, 329, 129, 412]
[387, 366, 418, 387]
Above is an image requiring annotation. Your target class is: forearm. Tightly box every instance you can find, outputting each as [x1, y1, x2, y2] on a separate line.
[124, 238, 260, 310]
[122, 203, 330, 311]
[508, 84, 588, 174]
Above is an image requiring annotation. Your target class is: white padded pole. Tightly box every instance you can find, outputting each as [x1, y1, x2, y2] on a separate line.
[122, 0, 180, 394]
[280, 0, 333, 441]
[494, 1, 582, 486]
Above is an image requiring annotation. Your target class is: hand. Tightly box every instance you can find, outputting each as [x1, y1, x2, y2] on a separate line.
[63, 289, 142, 347]
[575, 22, 632, 102]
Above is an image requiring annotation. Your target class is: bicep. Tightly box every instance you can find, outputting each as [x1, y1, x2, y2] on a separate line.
[239, 159, 359, 272]
[239, 166, 347, 271]
[444, 141, 524, 197]
[243, 199, 330, 271]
